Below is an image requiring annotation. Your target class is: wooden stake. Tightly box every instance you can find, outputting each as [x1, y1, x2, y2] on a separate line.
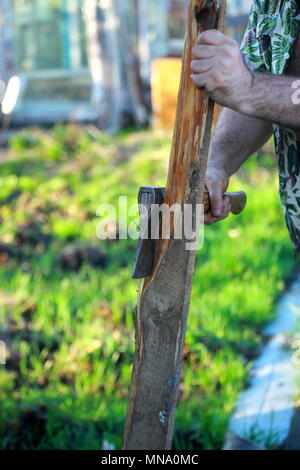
[123, 0, 226, 451]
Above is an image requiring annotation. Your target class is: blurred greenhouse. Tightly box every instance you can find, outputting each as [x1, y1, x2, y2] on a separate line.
[0, 0, 252, 130]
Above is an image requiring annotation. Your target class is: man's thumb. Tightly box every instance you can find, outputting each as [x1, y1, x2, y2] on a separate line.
[207, 184, 223, 217]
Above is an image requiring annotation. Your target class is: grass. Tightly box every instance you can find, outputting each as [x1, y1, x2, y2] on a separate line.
[0, 124, 294, 450]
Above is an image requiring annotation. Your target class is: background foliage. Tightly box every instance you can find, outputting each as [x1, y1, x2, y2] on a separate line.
[0, 126, 293, 449]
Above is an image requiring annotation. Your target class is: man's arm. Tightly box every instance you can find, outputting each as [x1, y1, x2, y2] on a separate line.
[239, 73, 300, 130]
[191, 30, 300, 130]
[205, 108, 272, 224]
[190, 28, 298, 223]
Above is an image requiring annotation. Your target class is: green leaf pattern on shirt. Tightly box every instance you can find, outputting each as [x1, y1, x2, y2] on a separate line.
[240, 0, 300, 256]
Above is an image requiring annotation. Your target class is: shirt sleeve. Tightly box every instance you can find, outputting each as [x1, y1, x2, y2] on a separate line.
[239, 1, 267, 72]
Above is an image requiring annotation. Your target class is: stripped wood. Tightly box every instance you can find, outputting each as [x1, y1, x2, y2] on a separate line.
[123, 0, 226, 450]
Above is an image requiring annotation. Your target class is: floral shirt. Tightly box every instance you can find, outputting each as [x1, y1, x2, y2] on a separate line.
[240, 0, 300, 256]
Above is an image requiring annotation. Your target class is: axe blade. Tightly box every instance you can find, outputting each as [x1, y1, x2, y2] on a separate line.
[132, 186, 165, 279]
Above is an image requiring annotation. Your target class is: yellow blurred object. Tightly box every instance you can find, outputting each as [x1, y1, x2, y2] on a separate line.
[151, 58, 182, 130]
[151, 57, 222, 130]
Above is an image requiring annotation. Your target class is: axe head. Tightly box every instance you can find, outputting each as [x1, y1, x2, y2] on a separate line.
[132, 186, 165, 279]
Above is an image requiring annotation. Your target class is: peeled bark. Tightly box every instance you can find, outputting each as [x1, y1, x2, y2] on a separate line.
[123, 0, 226, 451]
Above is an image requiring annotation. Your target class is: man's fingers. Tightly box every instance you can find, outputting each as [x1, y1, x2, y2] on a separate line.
[192, 44, 216, 59]
[204, 196, 231, 225]
[204, 167, 230, 225]
[191, 68, 220, 92]
[204, 212, 219, 225]
[206, 183, 224, 217]
[191, 71, 211, 89]
[219, 196, 231, 220]
[196, 29, 227, 46]
[191, 58, 215, 74]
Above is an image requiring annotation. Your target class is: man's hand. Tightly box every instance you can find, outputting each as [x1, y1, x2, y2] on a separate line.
[205, 165, 230, 225]
[191, 29, 253, 110]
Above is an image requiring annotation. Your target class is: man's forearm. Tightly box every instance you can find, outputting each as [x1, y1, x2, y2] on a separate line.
[208, 108, 273, 175]
[238, 73, 300, 130]
[191, 30, 300, 132]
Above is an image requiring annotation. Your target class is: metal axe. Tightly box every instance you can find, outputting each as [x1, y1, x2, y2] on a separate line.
[132, 186, 247, 279]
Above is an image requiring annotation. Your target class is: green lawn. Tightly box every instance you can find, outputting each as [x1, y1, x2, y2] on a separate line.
[0, 125, 293, 449]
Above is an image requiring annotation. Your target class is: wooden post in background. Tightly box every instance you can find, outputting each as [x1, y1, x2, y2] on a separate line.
[123, 0, 226, 451]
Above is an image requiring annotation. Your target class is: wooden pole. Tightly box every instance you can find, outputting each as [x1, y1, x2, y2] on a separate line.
[123, 0, 226, 451]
